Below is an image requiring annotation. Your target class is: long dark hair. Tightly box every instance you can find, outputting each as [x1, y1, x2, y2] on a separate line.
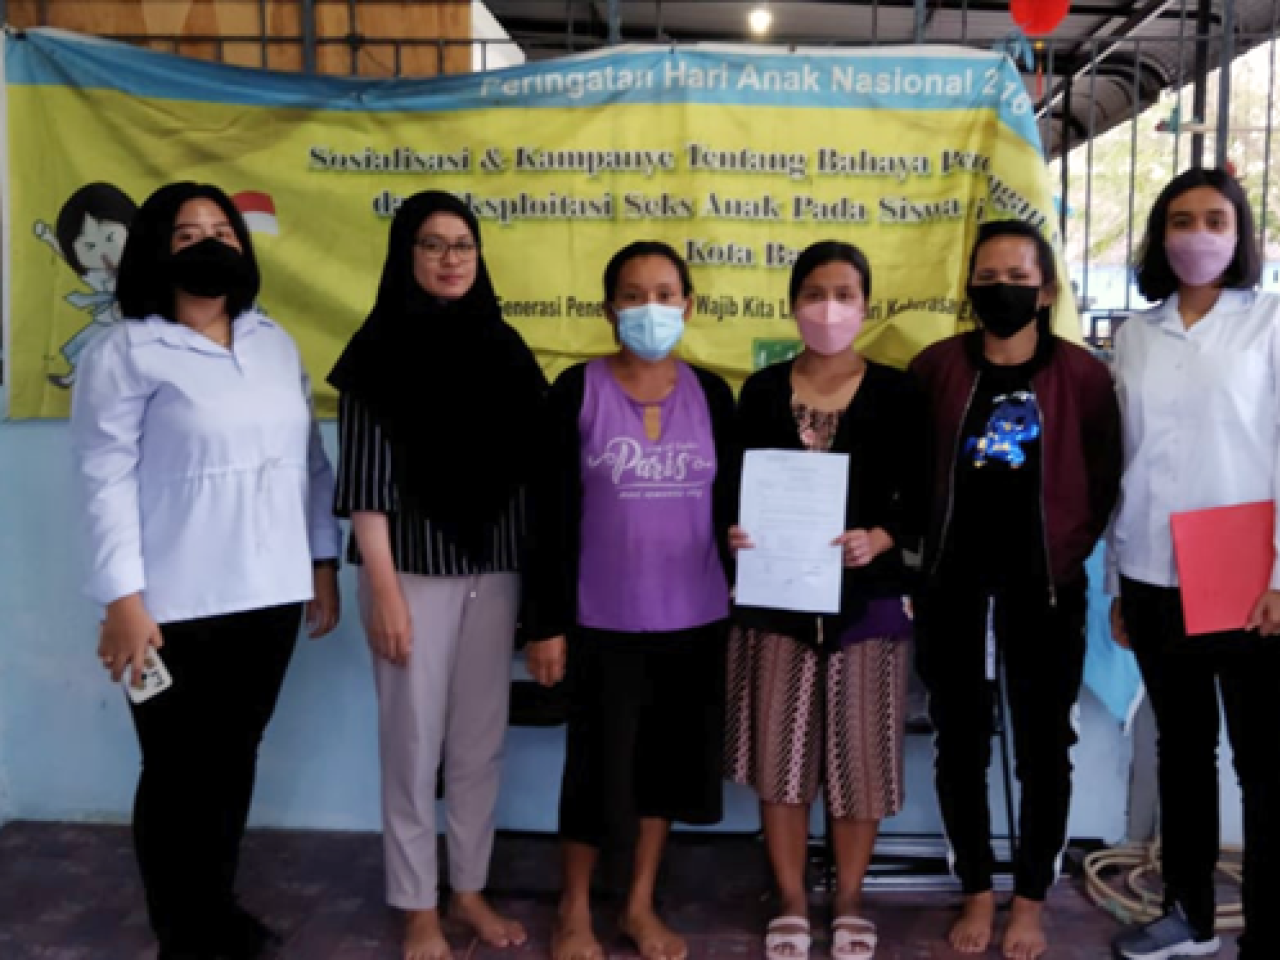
[1135, 167, 1261, 302]
[115, 182, 259, 321]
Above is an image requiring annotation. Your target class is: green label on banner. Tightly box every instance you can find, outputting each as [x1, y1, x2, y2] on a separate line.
[753, 338, 803, 369]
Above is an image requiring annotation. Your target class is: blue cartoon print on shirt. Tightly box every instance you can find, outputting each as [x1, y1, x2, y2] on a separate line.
[966, 391, 1040, 469]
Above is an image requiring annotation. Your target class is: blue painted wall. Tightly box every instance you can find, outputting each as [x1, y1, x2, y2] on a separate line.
[0, 420, 1150, 845]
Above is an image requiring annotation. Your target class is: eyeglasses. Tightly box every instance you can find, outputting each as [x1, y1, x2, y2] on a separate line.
[414, 237, 478, 260]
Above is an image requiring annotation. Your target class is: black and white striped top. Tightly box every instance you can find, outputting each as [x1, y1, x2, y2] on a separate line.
[334, 391, 526, 575]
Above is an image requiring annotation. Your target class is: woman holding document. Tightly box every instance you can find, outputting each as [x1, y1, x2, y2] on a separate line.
[910, 220, 1120, 960]
[726, 241, 920, 960]
[524, 240, 735, 960]
[1109, 168, 1280, 960]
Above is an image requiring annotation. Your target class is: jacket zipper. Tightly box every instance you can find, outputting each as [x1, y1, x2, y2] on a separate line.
[931, 373, 981, 577]
[1030, 383, 1057, 607]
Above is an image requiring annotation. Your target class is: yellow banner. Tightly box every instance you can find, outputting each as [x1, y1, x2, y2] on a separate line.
[5, 33, 1070, 418]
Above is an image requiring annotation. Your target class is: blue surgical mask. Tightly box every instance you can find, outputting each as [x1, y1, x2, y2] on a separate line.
[616, 303, 685, 361]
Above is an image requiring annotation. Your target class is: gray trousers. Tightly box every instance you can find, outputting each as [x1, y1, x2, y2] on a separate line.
[360, 570, 518, 910]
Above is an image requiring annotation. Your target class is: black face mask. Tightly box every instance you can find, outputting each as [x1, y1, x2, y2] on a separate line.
[967, 282, 1043, 339]
[168, 237, 253, 300]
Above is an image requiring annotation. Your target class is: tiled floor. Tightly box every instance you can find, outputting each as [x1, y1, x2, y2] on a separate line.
[0, 822, 1240, 960]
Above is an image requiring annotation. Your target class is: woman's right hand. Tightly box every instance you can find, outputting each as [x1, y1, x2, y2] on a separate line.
[729, 525, 755, 555]
[367, 578, 414, 666]
[1110, 598, 1130, 649]
[99, 594, 163, 687]
[527, 636, 567, 687]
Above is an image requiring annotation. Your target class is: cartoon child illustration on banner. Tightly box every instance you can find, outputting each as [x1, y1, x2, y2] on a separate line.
[34, 186, 278, 390]
[34, 182, 137, 388]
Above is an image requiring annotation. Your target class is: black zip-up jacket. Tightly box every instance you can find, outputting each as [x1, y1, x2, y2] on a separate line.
[731, 358, 924, 649]
[908, 331, 1122, 597]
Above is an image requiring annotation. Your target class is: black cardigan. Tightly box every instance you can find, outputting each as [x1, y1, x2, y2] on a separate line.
[731, 358, 924, 648]
[522, 360, 738, 643]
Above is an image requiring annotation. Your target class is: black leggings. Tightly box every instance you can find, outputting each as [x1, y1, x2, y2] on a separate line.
[129, 602, 302, 952]
[916, 578, 1087, 901]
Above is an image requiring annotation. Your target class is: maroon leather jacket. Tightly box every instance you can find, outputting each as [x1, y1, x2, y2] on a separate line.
[908, 332, 1122, 594]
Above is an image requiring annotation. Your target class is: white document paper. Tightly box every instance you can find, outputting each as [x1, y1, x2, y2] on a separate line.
[735, 449, 850, 614]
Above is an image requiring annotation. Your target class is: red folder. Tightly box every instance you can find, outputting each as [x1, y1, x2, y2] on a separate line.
[1170, 501, 1276, 636]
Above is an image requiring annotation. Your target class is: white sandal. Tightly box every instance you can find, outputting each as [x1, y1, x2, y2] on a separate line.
[832, 916, 878, 959]
[765, 916, 811, 960]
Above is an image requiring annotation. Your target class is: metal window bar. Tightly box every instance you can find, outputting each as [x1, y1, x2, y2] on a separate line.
[607, 0, 621, 45]
[1261, 1, 1278, 256]
[1191, 0, 1213, 165]
[1217, 0, 1236, 167]
[1174, 0, 1188, 167]
[1059, 76, 1071, 249]
[1083, 38, 1100, 318]
[258, 0, 269, 69]
[348, 0, 359, 75]
[1126, 40, 1141, 312]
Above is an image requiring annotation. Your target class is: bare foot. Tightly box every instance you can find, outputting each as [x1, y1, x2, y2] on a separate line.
[620, 906, 688, 960]
[405, 909, 453, 960]
[1002, 897, 1048, 960]
[949, 891, 995, 955]
[451, 891, 527, 948]
[553, 903, 603, 960]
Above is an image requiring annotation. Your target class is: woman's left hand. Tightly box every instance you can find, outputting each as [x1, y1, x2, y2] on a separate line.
[1246, 589, 1280, 637]
[832, 528, 893, 568]
[307, 565, 341, 639]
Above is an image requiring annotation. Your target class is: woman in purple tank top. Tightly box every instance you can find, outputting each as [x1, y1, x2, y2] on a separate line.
[524, 241, 737, 960]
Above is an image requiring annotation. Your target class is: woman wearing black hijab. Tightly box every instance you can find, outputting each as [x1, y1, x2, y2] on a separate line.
[329, 191, 546, 960]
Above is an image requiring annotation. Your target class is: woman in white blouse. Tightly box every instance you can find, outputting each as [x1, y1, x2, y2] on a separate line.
[71, 182, 341, 960]
[1109, 168, 1279, 960]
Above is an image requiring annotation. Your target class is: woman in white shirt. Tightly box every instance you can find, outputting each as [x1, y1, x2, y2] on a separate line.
[1109, 168, 1280, 960]
[71, 182, 341, 960]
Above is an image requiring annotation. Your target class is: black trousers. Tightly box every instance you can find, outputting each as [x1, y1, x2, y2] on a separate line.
[559, 623, 727, 849]
[1121, 577, 1280, 958]
[916, 577, 1087, 901]
[129, 602, 302, 953]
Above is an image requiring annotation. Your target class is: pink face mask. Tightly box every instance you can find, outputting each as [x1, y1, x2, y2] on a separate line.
[1165, 230, 1237, 288]
[795, 300, 864, 356]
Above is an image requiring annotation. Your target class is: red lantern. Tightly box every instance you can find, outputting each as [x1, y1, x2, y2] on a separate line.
[1010, 0, 1070, 36]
